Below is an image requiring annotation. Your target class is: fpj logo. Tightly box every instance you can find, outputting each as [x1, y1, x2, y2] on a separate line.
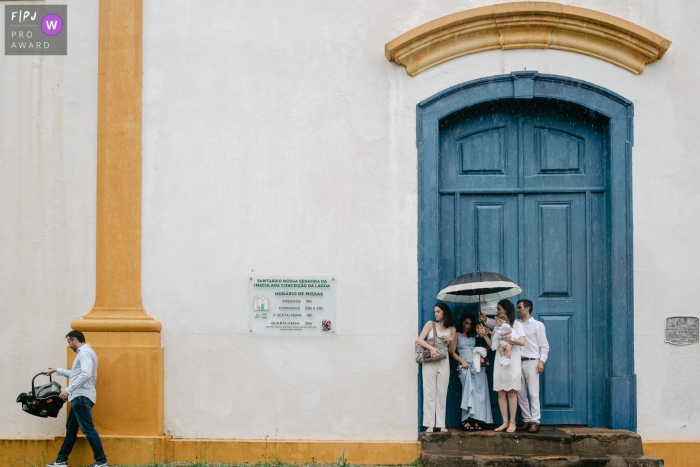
[5, 5, 67, 55]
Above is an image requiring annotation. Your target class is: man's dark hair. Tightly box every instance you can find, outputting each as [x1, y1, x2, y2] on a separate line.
[65, 330, 85, 343]
[518, 299, 534, 314]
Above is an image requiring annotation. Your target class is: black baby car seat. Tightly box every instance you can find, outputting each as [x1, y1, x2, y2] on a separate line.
[16, 372, 66, 418]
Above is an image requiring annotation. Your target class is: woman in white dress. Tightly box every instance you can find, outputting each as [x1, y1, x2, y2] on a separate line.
[477, 299, 525, 433]
[417, 303, 456, 432]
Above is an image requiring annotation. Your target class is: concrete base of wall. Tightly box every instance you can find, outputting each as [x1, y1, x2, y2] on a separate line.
[4, 437, 694, 466]
[1, 436, 168, 467]
[643, 441, 700, 467]
[1, 436, 422, 466]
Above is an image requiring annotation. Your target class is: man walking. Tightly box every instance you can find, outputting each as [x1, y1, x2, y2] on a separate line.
[45, 331, 108, 467]
[515, 299, 549, 433]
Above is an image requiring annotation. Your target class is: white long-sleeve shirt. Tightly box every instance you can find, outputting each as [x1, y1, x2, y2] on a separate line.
[483, 316, 549, 362]
[519, 317, 549, 363]
[57, 343, 98, 403]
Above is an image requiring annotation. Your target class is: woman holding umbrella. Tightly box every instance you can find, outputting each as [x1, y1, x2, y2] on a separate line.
[477, 299, 525, 433]
[417, 303, 456, 432]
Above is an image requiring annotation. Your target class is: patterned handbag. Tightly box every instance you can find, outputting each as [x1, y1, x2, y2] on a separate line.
[415, 321, 449, 363]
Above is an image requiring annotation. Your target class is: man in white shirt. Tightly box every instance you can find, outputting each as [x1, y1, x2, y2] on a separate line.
[478, 299, 549, 433]
[44, 331, 108, 467]
[515, 299, 549, 433]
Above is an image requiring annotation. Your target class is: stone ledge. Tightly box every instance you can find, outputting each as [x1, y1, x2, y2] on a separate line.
[422, 451, 663, 467]
[421, 429, 644, 457]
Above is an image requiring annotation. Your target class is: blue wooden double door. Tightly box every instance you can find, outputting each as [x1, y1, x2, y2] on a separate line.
[440, 99, 610, 427]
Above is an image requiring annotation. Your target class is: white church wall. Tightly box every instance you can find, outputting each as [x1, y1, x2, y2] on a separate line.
[0, 2, 99, 437]
[141, 0, 700, 441]
[1, 0, 697, 443]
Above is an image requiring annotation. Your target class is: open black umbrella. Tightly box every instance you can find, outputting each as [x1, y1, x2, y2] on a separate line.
[436, 271, 522, 303]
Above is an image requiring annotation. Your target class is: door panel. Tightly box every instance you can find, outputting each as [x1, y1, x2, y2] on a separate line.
[521, 103, 606, 189]
[440, 105, 519, 190]
[536, 128, 583, 174]
[438, 194, 520, 300]
[523, 194, 587, 424]
[460, 196, 519, 280]
[438, 99, 607, 427]
[540, 315, 574, 407]
[538, 203, 574, 297]
[443, 195, 519, 428]
[475, 204, 508, 272]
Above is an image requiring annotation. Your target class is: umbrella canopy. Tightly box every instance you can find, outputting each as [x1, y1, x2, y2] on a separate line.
[436, 271, 522, 303]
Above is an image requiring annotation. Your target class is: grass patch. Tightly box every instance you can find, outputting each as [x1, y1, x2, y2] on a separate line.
[110, 440, 420, 467]
[113, 463, 415, 467]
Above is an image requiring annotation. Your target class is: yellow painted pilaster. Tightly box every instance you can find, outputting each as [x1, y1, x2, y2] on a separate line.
[73, 0, 156, 331]
[69, 0, 163, 438]
[66, 333, 163, 436]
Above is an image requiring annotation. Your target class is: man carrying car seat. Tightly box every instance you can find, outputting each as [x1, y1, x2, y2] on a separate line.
[44, 330, 108, 467]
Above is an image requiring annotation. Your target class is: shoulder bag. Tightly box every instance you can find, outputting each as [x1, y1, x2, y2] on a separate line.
[415, 321, 449, 363]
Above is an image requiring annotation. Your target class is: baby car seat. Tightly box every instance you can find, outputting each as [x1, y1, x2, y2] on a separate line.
[16, 372, 66, 418]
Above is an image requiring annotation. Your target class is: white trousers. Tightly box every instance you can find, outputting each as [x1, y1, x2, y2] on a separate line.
[422, 358, 450, 428]
[517, 359, 541, 423]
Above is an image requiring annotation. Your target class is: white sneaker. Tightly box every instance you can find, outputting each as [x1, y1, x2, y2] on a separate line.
[502, 358, 511, 366]
[47, 461, 67, 467]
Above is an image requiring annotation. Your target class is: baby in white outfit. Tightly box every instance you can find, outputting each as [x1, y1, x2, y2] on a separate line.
[491, 314, 520, 366]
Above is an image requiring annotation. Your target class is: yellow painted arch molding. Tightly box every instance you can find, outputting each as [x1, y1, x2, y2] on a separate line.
[385, 2, 671, 75]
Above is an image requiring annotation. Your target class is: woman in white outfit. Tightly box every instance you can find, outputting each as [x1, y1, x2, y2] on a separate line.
[417, 303, 456, 432]
[478, 299, 525, 433]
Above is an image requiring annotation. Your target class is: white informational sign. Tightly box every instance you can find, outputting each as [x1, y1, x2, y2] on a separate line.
[248, 275, 337, 335]
[480, 300, 498, 316]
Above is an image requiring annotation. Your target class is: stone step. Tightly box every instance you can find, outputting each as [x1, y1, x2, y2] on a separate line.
[421, 450, 664, 467]
[421, 428, 645, 457]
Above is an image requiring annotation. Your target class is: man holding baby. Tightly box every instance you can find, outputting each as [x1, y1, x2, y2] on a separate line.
[479, 299, 550, 433]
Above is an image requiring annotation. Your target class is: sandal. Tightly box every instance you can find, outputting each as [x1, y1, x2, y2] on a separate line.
[506, 422, 517, 433]
[461, 420, 473, 431]
[473, 422, 483, 431]
[493, 423, 509, 432]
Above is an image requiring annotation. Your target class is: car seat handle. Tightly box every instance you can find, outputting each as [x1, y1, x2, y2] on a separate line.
[31, 372, 51, 396]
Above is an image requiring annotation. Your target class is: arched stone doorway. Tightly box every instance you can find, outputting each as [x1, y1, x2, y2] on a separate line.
[418, 72, 635, 430]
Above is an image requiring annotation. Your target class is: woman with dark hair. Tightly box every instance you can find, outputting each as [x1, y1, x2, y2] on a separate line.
[477, 299, 525, 433]
[450, 313, 493, 430]
[417, 302, 456, 432]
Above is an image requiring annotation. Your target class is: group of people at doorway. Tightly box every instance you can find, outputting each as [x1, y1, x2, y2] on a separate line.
[417, 299, 549, 434]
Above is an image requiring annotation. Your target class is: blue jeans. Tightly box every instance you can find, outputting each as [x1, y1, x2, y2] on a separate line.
[56, 396, 107, 463]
